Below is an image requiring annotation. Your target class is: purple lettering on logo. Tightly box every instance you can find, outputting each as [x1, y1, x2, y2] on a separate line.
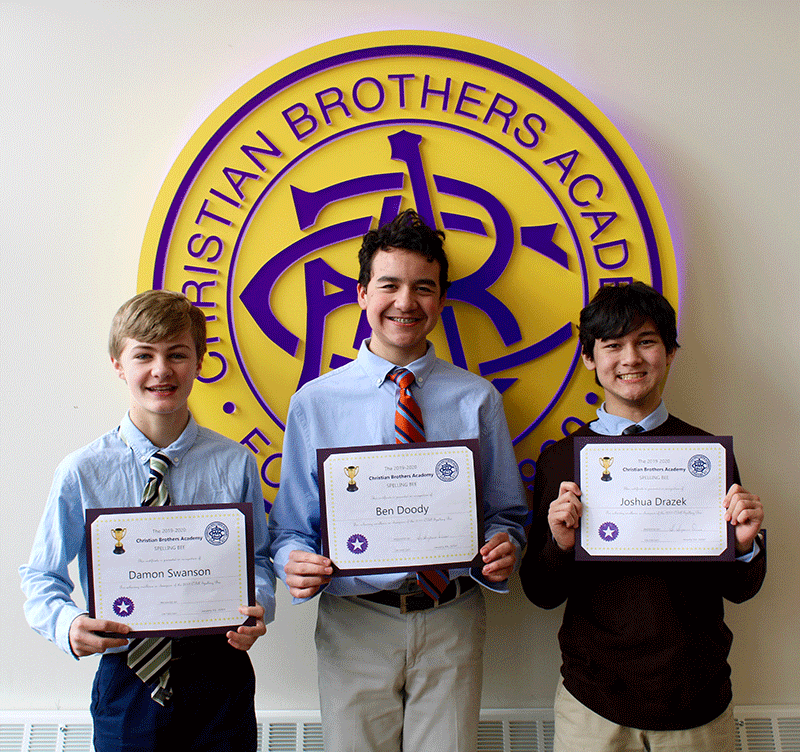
[421, 74, 451, 110]
[352, 77, 385, 113]
[316, 87, 351, 125]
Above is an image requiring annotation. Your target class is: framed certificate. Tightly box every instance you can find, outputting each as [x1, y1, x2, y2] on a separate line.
[85, 503, 256, 637]
[318, 439, 484, 576]
[574, 436, 734, 561]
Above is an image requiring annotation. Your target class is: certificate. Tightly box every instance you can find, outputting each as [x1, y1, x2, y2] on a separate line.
[85, 503, 256, 637]
[318, 440, 484, 575]
[574, 436, 734, 561]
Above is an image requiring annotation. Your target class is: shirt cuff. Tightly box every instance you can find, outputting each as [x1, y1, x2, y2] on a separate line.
[56, 605, 87, 658]
[736, 538, 761, 563]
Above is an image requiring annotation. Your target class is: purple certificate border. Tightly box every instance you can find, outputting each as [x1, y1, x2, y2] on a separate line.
[317, 439, 484, 576]
[573, 435, 734, 562]
[85, 503, 256, 638]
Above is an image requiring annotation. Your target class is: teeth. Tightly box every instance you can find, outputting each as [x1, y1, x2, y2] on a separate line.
[619, 374, 644, 381]
[391, 317, 418, 324]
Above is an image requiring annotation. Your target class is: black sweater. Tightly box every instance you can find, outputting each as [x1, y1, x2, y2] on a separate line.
[519, 415, 766, 730]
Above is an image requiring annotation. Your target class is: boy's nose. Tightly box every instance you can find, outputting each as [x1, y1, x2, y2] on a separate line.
[394, 288, 415, 309]
[620, 345, 642, 363]
[151, 358, 172, 375]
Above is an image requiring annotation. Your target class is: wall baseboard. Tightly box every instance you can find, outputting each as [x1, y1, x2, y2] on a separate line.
[1, 707, 798, 751]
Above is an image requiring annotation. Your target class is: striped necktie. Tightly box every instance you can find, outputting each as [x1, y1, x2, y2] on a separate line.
[123, 443, 174, 705]
[388, 368, 449, 599]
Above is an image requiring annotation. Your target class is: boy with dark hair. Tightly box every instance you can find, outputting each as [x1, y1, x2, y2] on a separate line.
[20, 289, 275, 752]
[578, 281, 679, 358]
[358, 207, 450, 292]
[269, 209, 527, 752]
[520, 281, 765, 752]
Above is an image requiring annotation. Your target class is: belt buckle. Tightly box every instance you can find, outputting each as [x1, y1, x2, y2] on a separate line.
[400, 589, 450, 614]
[399, 592, 436, 614]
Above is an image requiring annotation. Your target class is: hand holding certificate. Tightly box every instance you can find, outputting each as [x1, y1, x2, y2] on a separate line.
[85, 503, 256, 637]
[574, 436, 734, 561]
[318, 440, 484, 575]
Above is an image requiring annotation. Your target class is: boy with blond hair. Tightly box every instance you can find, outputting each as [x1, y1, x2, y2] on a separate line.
[21, 290, 274, 752]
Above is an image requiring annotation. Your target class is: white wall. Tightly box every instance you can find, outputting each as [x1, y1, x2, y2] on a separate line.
[2, 0, 798, 711]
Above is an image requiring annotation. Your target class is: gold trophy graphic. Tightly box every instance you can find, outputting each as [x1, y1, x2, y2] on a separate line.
[599, 456, 614, 482]
[344, 465, 359, 492]
[111, 527, 127, 554]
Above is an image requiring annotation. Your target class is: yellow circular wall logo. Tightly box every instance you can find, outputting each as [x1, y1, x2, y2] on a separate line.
[140, 31, 678, 508]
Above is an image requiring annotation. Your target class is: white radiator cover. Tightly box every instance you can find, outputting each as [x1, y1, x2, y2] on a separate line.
[1, 707, 798, 751]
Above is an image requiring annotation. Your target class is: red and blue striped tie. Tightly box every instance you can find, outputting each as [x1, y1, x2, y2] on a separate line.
[388, 368, 449, 599]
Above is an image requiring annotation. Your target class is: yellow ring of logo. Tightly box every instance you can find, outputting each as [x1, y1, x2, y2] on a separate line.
[139, 31, 678, 506]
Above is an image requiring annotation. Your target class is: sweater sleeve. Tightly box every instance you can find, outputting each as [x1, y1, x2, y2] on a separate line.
[721, 531, 767, 603]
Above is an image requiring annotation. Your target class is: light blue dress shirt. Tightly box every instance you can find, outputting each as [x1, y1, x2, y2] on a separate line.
[19, 413, 276, 656]
[589, 401, 670, 435]
[269, 340, 528, 602]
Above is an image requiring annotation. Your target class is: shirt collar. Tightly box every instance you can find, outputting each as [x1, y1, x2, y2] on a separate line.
[118, 412, 199, 468]
[590, 400, 669, 436]
[357, 338, 438, 388]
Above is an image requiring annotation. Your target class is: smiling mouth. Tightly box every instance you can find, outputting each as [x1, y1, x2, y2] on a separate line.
[387, 316, 422, 324]
[618, 373, 646, 381]
[147, 385, 177, 393]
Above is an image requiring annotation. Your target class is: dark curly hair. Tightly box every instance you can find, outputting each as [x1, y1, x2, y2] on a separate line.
[358, 209, 449, 294]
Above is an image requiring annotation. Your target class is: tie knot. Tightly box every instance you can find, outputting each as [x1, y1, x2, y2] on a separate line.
[622, 424, 645, 435]
[149, 451, 171, 472]
[142, 451, 172, 508]
[389, 368, 415, 391]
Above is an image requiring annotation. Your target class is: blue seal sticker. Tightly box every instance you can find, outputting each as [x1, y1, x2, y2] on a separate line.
[435, 458, 459, 482]
[205, 521, 230, 546]
[347, 533, 368, 554]
[598, 522, 619, 542]
[113, 596, 134, 618]
[688, 454, 711, 477]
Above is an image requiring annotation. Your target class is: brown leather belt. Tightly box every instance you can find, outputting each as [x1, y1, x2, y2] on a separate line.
[357, 576, 476, 613]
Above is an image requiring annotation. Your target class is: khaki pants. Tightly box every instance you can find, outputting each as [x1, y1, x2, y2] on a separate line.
[553, 678, 735, 752]
[315, 587, 486, 752]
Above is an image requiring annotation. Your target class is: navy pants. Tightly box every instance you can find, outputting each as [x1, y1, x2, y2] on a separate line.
[91, 638, 257, 752]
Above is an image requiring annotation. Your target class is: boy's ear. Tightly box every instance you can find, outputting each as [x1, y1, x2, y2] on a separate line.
[195, 355, 204, 378]
[581, 351, 596, 371]
[111, 356, 127, 382]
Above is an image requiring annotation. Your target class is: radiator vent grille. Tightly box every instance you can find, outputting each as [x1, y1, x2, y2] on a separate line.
[736, 711, 800, 752]
[0, 708, 797, 751]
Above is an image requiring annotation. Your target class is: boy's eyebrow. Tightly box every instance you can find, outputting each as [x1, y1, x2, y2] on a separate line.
[374, 274, 439, 287]
[599, 328, 661, 342]
[129, 341, 193, 351]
